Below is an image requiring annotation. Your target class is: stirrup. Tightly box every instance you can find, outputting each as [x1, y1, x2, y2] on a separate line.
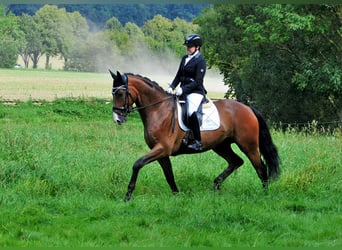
[187, 140, 202, 151]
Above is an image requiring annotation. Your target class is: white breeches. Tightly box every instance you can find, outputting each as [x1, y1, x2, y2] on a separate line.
[186, 93, 204, 116]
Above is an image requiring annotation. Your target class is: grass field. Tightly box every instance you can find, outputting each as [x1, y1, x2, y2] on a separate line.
[0, 69, 111, 101]
[0, 68, 226, 101]
[0, 69, 341, 247]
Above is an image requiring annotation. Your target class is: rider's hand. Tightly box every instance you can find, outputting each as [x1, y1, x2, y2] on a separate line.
[166, 87, 173, 94]
[176, 88, 183, 96]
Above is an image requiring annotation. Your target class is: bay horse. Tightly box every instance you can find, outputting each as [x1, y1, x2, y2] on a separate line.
[110, 70, 280, 201]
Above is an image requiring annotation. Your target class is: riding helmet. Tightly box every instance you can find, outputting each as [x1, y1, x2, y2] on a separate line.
[184, 34, 202, 47]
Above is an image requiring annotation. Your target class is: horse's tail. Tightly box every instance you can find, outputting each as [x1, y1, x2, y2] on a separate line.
[251, 107, 280, 180]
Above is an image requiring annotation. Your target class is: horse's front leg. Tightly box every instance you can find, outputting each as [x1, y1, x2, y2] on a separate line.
[125, 157, 145, 202]
[158, 157, 179, 194]
[124, 145, 166, 202]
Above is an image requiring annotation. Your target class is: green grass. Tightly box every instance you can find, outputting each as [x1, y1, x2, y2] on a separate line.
[0, 99, 341, 247]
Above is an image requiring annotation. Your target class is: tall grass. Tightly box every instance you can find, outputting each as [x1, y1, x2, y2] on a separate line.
[0, 99, 341, 247]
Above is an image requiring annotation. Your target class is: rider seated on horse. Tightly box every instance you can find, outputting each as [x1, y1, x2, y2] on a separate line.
[167, 34, 207, 151]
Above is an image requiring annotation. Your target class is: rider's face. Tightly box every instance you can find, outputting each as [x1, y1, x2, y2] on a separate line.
[187, 45, 197, 55]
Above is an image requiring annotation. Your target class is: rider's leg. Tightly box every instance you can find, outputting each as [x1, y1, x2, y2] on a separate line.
[187, 112, 202, 150]
[186, 93, 203, 151]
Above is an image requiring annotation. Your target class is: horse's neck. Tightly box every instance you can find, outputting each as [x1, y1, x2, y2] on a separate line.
[135, 88, 173, 125]
[133, 84, 166, 108]
[137, 92, 170, 113]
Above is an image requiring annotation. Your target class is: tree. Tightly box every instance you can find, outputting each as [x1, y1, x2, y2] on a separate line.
[142, 15, 197, 57]
[27, 5, 89, 69]
[124, 22, 145, 45]
[142, 15, 174, 53]
[171, 17, 198, 57]
[34, 5, 67, 69]
[18, 14, 42, 68]
[0, 5, 23, 68]
[61, 10, 89, 65]
[197, 4, 342, 125]
[104, 17, 129, 51]
[123, 22, 145, 58]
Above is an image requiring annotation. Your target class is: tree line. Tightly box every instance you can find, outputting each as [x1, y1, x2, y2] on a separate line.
[7, 4, 209, 28]
[0, 4, 197, 71]
[0, 4, 341, 125]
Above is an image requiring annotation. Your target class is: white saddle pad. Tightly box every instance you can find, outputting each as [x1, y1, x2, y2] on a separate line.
[177, 99, 220, 131]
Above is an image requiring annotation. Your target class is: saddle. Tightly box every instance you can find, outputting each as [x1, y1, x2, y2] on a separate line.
[177, 98, 220, 132]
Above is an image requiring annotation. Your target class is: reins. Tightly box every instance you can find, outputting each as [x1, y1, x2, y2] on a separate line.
[128, 95, 177, 134]
[131, 95, 174, 113]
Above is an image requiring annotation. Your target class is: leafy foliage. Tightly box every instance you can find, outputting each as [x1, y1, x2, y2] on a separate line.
[197, 4, 342, 124]
[8, 4, 209, 27]
[142, 15, 197, 57]
[0, 6, 23, 68]
[18, 14, 42, 68]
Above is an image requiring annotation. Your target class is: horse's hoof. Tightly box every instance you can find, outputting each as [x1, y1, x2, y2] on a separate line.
[124, 193, 132, 202]
[214, 183, 220, 191]
[172, 190, 179, 195]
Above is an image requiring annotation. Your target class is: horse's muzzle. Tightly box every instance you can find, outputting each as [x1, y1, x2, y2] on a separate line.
[113, 112, 126, 125]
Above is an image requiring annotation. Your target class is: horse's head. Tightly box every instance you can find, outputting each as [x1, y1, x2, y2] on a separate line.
[109, 69, 133, 125]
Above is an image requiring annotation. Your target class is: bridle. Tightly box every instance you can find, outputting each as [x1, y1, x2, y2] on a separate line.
[112, 84, 133, 117]
[112, 84, 175, 115]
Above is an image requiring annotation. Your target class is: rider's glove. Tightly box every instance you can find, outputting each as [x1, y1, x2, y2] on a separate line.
[166, 87, 173, 94]
[175, 88, 183, 96]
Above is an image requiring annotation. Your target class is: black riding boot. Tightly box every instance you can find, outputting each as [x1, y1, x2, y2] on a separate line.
[187, 112, 202, 151]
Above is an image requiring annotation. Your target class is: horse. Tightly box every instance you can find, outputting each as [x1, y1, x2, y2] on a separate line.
[110, 70, 280, 201]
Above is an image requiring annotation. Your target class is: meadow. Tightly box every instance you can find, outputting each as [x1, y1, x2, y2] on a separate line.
[0, 68, 226, 101]
[0, 69, 341, 247]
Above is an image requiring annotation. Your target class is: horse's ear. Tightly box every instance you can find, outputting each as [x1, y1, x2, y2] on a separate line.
[117, 71, 128, 86]
[108, 69, 117, 80]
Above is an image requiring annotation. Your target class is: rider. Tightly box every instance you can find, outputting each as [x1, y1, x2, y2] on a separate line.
[167, 34, 207, 151]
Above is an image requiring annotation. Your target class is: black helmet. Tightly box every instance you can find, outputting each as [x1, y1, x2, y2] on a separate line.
[184, 34, 202, 47]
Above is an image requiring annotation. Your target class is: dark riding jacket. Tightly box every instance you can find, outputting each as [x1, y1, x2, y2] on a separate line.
[170, 52, 207, 96]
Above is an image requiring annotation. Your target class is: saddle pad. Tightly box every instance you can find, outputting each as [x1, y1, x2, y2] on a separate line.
[177, 99, 220, 131]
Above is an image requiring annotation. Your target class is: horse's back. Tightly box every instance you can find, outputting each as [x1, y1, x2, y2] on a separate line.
[214, 99, 259, 140]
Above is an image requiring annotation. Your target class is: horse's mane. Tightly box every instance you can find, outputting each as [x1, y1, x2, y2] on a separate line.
[127, 73, 166, 94]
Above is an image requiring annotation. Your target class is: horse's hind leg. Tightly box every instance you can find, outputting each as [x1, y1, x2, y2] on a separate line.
[246, 150, 268, 188]
[238, 143, 268, 188]
[158, 157, 179, 194]
[212, 140, 244, 190]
